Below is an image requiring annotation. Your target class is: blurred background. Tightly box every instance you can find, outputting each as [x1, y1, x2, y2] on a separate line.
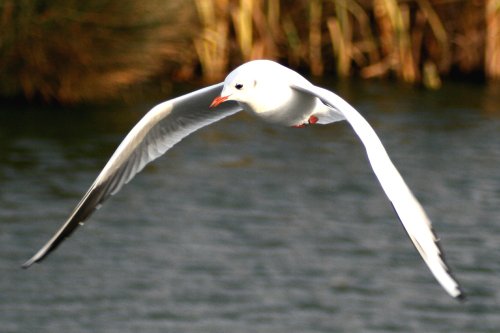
[0, 0, 498, 103]
[1, 1, 500, 333]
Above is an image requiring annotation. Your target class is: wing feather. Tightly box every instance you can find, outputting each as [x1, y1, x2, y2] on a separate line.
[292, 84, 464, 300]
[23, 83, 241, 267]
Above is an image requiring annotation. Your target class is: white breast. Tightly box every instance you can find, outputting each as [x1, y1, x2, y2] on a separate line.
[242, 85, 323, 126]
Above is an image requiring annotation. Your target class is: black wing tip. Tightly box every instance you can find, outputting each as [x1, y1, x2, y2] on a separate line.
[454, 289, 467, 302]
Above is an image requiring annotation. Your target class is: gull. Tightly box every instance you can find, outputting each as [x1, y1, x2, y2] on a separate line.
[23, 60, 464, 300]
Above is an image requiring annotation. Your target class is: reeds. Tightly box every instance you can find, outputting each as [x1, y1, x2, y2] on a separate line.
[194, 0, 230, 81]
[0, 0, 192, 102]
[0, 0, 498, 103]
[486, 0, 500, 79]
[192, 0, 498, 89]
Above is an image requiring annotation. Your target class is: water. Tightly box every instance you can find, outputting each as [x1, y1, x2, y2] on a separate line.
[1, 81, 499, 332]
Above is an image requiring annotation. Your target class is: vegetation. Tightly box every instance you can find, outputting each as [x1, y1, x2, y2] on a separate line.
[0, 0, 498, 103]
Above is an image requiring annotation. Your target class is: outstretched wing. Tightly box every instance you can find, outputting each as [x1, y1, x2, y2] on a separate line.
[23, 83, 241, 267]
[292, 84, 464, 300]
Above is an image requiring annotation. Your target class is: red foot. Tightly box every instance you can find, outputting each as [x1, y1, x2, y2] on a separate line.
[308, 115, 319, 124]
[292, 115, 318, 128]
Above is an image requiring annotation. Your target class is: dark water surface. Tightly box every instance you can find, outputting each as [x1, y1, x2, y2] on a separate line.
[1, 81, 499, 332]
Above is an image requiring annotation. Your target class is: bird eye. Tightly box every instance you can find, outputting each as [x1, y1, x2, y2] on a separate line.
[235, 83, 243, 90]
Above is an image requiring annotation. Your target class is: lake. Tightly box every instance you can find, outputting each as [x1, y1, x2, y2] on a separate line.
[1, 80, 499, 332]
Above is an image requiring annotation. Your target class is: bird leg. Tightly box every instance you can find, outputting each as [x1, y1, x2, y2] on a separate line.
[292, 115, 319, 128]
[308, 115, 319, 124]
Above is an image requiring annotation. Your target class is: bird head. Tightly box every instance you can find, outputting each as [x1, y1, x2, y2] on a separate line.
[209, 63, 261, 109]
[210, 60, 301, 115]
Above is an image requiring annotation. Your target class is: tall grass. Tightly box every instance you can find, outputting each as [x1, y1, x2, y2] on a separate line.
[0, 0, 192, 102]
[194, 0, 230, 81]
[192, 0, 497, 89]
[0, 0, 498, 103]
[486, 0, 500, 79]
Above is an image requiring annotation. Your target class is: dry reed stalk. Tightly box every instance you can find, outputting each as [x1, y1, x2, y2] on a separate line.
[398, 4, 416, 83]
[342, 0, 379, 66]
[309, 0, 324, 76]
[372, 0, 396, 77]
[324, 0, 380, 79]
[327, 0, 352, 77]
[423, 61, 441, 89]
[486, 0, 500, 79]
[415, 0, 449, 88]
[327, 18, 347, 76]
[416, 0, 449, 70]
[194, 0, 230, 81]
[231, 0, 254, 60]
[259, 0, 281, 59]
[266, 0, 280, 38]
[373, 0, 416, 82]
[246, 0, 279, 60]
[410, 0, 450, 88]
[411, 9, 426, 74]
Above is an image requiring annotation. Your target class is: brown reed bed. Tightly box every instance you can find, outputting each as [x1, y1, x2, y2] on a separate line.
[0, 0, 498, 103]
[0, 0, 193, 103]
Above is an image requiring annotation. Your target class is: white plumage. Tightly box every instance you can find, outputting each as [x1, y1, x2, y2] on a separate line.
[23, 60, 464, 300]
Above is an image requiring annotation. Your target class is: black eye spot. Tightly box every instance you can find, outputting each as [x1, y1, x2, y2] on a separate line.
[235, 83, 243, 90]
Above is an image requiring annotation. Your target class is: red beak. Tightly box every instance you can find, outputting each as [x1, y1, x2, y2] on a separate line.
[209, 95, 230, 108]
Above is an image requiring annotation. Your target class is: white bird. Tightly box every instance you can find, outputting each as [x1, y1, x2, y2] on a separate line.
[23, 60, 464, 300]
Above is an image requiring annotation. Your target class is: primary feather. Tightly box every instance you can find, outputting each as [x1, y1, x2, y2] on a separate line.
[22, 83, 241, 267]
